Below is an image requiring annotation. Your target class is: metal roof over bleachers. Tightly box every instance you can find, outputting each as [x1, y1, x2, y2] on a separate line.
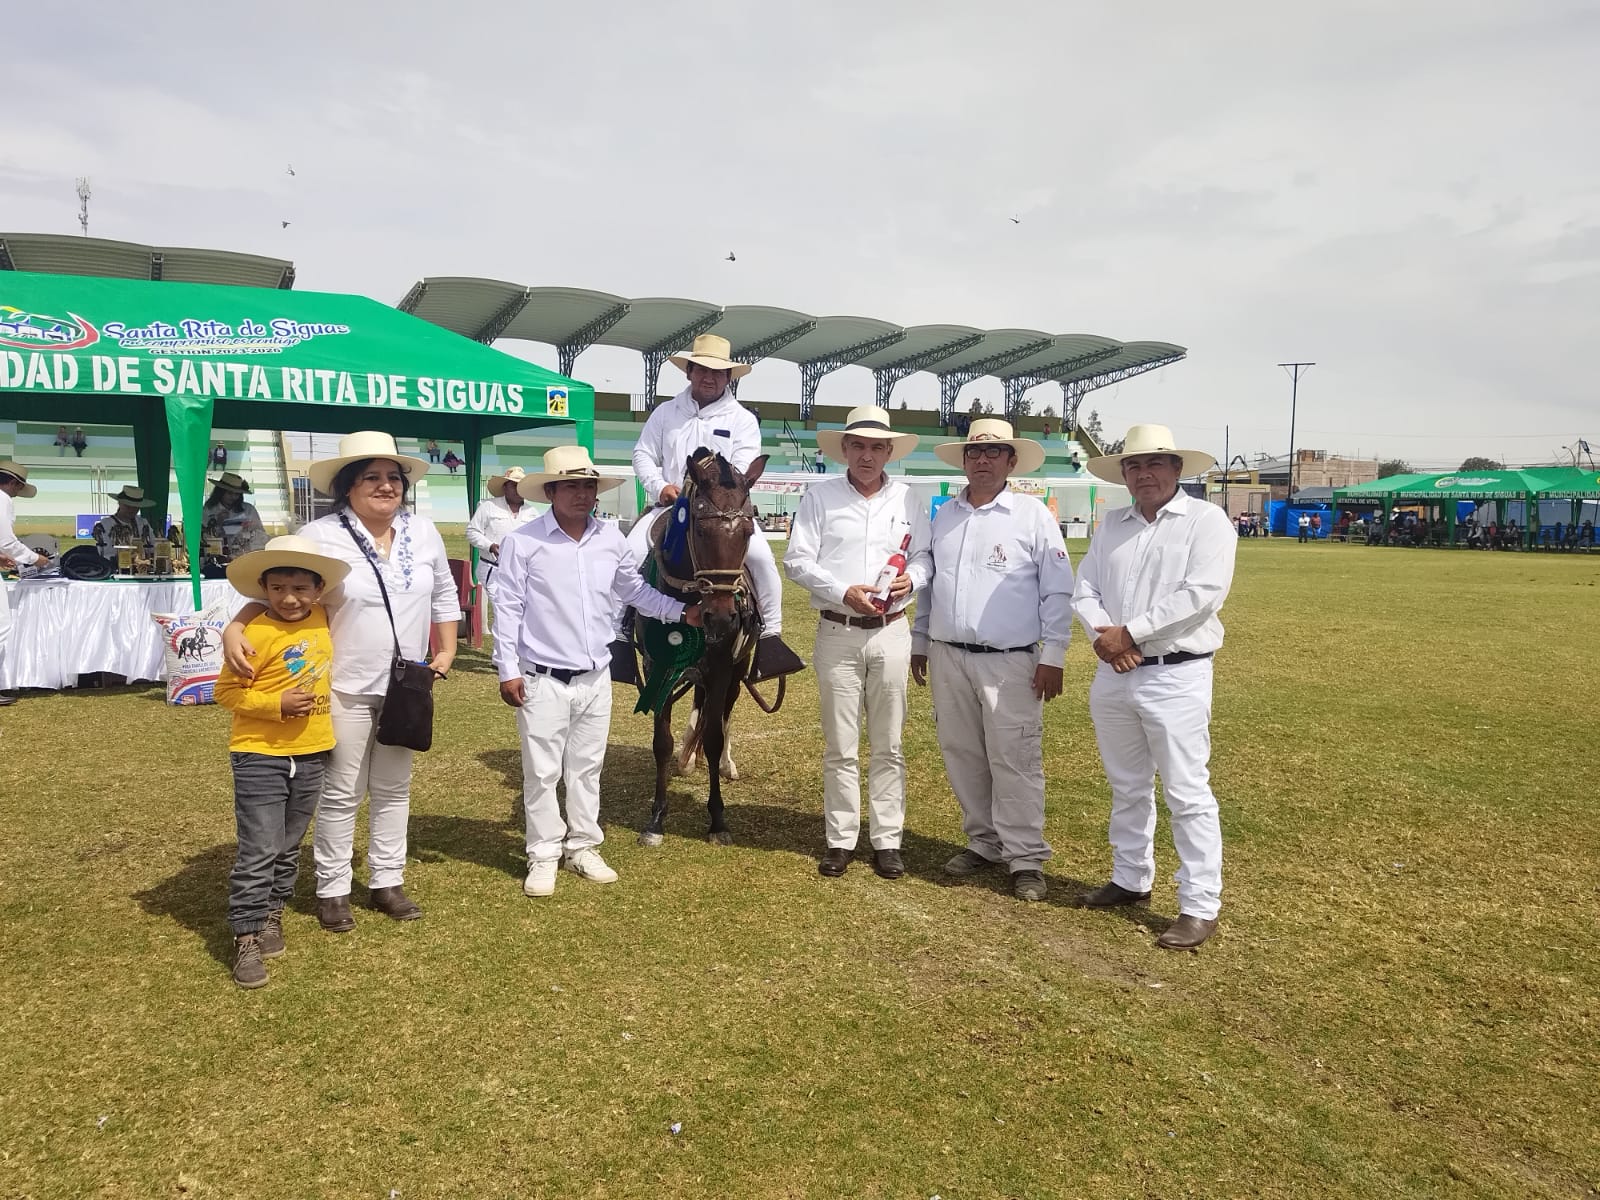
[0, 232, 295, 289]
[398, 279, 1185, 423]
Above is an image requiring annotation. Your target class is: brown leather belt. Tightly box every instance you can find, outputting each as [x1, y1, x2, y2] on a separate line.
[822, 609, 904, 630]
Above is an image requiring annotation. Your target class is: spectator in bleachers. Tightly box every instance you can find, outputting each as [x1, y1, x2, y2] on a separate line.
[71, 427, 87, 457]
[813, 449, 825, 474]
[55, 425, 69, 456]
[212, 442, 229, 471]
[442, 449, 463, 475]
[426, 438, 440, 464]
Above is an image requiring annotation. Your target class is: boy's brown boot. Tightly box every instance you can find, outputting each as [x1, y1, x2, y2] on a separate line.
[232, 935, 268, 989]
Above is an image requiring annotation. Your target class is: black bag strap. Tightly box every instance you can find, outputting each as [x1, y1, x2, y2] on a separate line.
[339, 513, 403, 661]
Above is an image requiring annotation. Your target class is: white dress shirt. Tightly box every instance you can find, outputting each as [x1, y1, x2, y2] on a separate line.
[1071, 490, 1237, 656]
[490, 510, 687, 681]
[911, 486, 1075, 668]
[632, 386, 762, 505]
[465, 494, 541, 583]
[784, 475, 933, 615]
[0, 491, 43, 567]
[301, 509, 463, 697]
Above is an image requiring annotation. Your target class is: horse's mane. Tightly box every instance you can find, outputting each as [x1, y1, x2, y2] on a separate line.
[691, 446, 740, 491]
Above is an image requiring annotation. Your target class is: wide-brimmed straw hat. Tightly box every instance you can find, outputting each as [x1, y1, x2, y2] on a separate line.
[1086, 423, 1216, 484]
[485, 466, 527, 495]
[816, 406, 920, 465]
[226, 534, 351, 600]
[107, 484, 155, 508]
[933, 418, 1045, 475]
[668, 333, 752, 381]
[519, 446, 625, 498]
[208, 471, 252, 494]
[0, 460, 37, 498]
[306, 431, 430, 496]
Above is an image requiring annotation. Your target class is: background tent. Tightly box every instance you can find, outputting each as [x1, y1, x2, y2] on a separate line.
[0, 271, 593, 601]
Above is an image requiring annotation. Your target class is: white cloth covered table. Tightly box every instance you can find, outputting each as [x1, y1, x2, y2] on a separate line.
[0, 578, 248, 690]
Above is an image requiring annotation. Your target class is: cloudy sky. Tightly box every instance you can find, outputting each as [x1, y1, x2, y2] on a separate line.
[6, 0, 1597, 469]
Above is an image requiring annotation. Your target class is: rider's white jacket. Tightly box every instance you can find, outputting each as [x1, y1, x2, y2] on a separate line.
[632, 387, 762, 505]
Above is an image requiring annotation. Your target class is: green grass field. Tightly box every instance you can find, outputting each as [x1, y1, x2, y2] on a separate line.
[2, 539, 1597, 1199]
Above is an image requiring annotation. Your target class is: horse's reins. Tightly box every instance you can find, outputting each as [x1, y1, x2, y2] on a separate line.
[653, 459, 755, 602]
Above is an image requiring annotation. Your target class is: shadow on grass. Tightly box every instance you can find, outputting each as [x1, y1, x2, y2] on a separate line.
[132, 843, 320, 967]
[445, 648, 500, 676]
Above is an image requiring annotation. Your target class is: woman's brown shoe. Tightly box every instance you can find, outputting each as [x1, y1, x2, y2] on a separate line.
[316, 895, 356, 933]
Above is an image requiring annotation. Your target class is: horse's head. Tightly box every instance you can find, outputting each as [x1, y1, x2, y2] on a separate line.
[683, 447, 767, 641]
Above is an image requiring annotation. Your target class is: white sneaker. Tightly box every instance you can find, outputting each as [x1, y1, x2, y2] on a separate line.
[523, 858, 559, 897]
[563, 847, 619, 884]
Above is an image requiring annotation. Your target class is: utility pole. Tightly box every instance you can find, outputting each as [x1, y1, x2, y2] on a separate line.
[1221, 425, 1229, 514]
[1278, 361, 1314, 498]
[75, 178, 92, 237]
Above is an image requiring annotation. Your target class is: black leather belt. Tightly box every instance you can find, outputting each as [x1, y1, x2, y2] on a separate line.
[822, 609, 904, 630]
[1137, 651, 1214, 668]
[527, 663, 589, 684]
[941, 640, 1037, 655]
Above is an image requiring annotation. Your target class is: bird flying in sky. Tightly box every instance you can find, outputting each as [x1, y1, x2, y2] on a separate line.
[725, 252, 737, 262]
[286, 165, 296, 177]
[1008, 215, 1021, 224]
[281, 220, 291, 229]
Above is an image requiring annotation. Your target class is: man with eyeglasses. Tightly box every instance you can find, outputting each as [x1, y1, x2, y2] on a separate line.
[910, 419, 1074, 901]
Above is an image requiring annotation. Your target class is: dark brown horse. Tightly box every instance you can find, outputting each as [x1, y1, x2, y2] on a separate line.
[635, 448, 774, 846]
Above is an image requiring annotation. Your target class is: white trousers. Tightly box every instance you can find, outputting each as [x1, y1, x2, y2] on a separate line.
[624, 513, 783, 633]
[1087, 658, 1222, 919]
[929, 641, 1052, 871]
[516, 664, 612, 860]
[814, 616, 911, 849]
[315, 690, 414, 897]
[0, 579, 11, 679]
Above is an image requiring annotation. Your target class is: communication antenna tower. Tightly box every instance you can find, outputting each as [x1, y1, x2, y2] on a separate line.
[75, 177, 92, 237]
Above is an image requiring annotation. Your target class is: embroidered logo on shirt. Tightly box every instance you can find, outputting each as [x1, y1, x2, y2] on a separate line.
[986, 543, 1009, 568]
[1054, 548, 1068, 560]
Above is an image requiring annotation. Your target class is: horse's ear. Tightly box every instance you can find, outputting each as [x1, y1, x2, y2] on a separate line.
[743, 455, 769, 487]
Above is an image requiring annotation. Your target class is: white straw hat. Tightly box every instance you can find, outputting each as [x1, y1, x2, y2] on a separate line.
[107, 484, 156, 508]
[226, 534, 351, 600]
[1085, 424, 1216, 484]
[518, 445, 626, 497]
[485, 465, 527, 495]
[816, 406, 920, 465]
[0, 460, 37, 498]
[668, 333, 752, 380]
[933, 418, 1045, 475]
[306, 431, 431, 496]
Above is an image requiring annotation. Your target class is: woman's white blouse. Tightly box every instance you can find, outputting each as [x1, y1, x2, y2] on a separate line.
[301, 509, 463, 697]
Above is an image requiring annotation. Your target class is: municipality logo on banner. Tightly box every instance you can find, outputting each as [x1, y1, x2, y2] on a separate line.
[546, 386, 569, 416]
[0, 300, 347, 356]
[0, 305, 100, 351]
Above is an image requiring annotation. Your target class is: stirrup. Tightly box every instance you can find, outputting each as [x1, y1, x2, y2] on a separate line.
[609, 639, 639, 686]
[749, 635, 805, 682]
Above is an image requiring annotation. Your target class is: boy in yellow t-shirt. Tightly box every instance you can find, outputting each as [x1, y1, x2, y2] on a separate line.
[214, 536, 349, 989]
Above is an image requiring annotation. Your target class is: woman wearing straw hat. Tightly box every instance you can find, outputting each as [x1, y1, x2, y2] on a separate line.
[621, 333, 804, 681]
[784, 407, 932, 880]
[909, 419, 1075, 902]
[465, 465, 538, 588]
[91, 485, 157, 561]
[222, 432, 462, 931]
[202, 471, 268, 558]
[1071, 423, 1236, 950]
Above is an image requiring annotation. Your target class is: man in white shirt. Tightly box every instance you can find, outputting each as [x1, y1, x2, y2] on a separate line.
[784, 407, 932, 880]
[465, 465, 538, 587]
[910, 419, 1075, 902]
[623, 334, 803, 682]
[1072, 424, 1237, 951]
[92, 485, 157, 560]
[0, 461, 50, 706]
[491, 447, 701, 898]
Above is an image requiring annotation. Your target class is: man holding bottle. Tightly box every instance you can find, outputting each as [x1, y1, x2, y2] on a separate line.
[785, 407, 931, 879]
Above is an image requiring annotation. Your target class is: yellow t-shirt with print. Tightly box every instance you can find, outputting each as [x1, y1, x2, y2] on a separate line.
[213, 607, 335, 755]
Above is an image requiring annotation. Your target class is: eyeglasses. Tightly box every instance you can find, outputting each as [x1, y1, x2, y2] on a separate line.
[963, 444, 1011, 460]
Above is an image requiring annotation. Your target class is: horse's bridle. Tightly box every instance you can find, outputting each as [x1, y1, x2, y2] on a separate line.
[654, 460, 755, 601]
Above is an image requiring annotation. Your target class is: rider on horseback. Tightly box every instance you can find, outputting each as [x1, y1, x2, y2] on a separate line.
[616, 334, 805, 684]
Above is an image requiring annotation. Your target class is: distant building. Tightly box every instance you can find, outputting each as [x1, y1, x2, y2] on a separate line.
[1208, 450, 1378, 511]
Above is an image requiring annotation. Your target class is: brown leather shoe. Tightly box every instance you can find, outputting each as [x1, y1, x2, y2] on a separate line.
[316, 895, 356, 933]
[369, 886, 423, 921]
[1156, 914, 1219, 950]
[818, 847, 851, 878]
[872, 848, 905, 879]
[1078, 880, 1152, 909]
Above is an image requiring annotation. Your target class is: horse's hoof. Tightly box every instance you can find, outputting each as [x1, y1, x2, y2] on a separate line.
[637, 831, 664, 848]
[719, 758, 739, 782]
[707, 830, 733, 846]
[674, 758, 697, 777]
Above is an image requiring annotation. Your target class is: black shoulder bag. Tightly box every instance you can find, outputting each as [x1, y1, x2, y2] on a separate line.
[341, 515, 438, 752]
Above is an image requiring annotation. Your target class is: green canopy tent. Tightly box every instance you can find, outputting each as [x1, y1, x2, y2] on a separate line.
[1335, 470, 1551, 546]
[1329, 473, 1430, 541]
[1527, 467, 1600, 543]
[0, 270, 593, 602]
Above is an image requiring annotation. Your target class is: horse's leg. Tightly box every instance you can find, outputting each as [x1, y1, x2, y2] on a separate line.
[703, 676, 736, 845]
[675, 684, 705, 775]
[639, 697, 675, 847]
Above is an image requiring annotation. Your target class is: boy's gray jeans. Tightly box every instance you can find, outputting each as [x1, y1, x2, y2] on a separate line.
[228, 750, 330, 935]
